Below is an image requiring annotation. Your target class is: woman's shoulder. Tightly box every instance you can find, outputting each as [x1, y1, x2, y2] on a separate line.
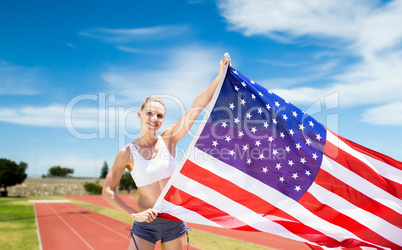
[114, 144, 134, 169]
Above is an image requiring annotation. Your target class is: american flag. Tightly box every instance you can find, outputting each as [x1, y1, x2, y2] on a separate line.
[154, 66, 402, 249]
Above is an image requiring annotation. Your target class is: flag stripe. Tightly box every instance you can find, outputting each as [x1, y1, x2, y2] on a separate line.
[326, 130, 402, 186]
[332, 131, 402, 171]
[180, 159, 340, 246]
[321, 155, 402, 214]
[170, 171, 311, 243]
[309, 182, 402, 246]
[164, 184, 255, 230]
[158, 200, 223, 228]
[185, 147, 370, 243]
[314, 169, 402, 228]
[299, 192, 389, 249]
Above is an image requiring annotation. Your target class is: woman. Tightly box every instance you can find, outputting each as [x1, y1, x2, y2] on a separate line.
[102, 54, 231, 250]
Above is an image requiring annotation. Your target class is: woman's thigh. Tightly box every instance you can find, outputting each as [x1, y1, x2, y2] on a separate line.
[160, 233, 186, 250]
[128, 235, 155, 250]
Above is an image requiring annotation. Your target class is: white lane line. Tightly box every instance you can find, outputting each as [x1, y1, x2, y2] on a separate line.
[33, 204, 43, 250]
[61, 203, 128, 239]
[46, 203, 95, 250]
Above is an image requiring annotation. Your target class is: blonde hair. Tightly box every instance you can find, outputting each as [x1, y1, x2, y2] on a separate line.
[140, 96, 166, 111]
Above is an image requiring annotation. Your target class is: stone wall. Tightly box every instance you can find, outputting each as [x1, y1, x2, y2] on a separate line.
[7, 178, 105, 197]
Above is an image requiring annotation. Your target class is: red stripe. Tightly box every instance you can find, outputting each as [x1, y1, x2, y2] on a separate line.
[180, 159, 341, 247]
[315, 169, 402, 228]
[323, 140, 402, 199]
[164, 185, 257, 231]
[332, 130, 402, 171]
[299, 190, 398, 249]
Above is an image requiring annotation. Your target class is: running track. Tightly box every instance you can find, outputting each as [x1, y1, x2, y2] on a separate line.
[33, 198, 198, 250]
[66, 195, 310, 249]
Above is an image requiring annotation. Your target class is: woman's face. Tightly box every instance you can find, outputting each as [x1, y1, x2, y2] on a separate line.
[138, 101, 166, 132]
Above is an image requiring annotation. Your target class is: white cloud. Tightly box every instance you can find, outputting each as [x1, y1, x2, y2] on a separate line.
[0, 61, 45, 95]
[218, 0, 402, 122]
[361, 101, 402, 126]
[102, 45, 221, 110]
[78, 25, 189, 43]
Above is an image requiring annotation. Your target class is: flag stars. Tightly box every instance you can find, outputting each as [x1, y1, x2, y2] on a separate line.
[285, 146, 291, 153]
[279, 176, 285, 183]
[288, 160, 294, 166]
[229, 150, 235, 156]
[305, 170, 311, 176]
[234, 86, 240, 92]
[280, 132, 285, 139]
[299, 124, 305, 131]
[212, 140, 218, 147]
[221, 122, 228, 128]
[233, 70, 238, 75]
[275, 101, 280, 107]
[292, 173, 299, 179]
[257, 108, 262, 114]
[250, 80, 255, 84]
[282, 114, 288, 121]
[247, 159, 252, 165]
[259, 91, 263, 97]
[246, 113, 252, 119]
[234, 117, 240, 124]
[229, 103, 235, 110]
[295, 143, 301, 150]
[242, 144, 249, 151]
[241, 99, 246, 105]
[276, 163, 282, 170]
[251, 127, 257, 133]
[225, 136, 232, 142]
[268, 136, 274, 142]
[316, 134, 322, 141]
[309, 121, 315, 127]
[295, 186, 301, 192]
[251, 94, 256, 100]
[255, 140, 261, 147]
[238, 131, 244, 137]
[241, 81, 246, 87]
[292, 111, 298, 118]
[263, 122, 269, 128]
[305, 138, 312, 146]
[272, 149, 278, 156]
[262, 167, 268, 173]
[258, 153, 264, 160]
[312, 153, 318, 160]
[289, 129, 295, 136]
[300, 158, 306, 164]
[272, 118, 278, 125]
[266, 104, 271, 110]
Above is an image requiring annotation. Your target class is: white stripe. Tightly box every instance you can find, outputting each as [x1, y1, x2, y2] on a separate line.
[309, 182, 402, 246]
[158, 199, 223, 228]
[33, 205, 43, 250]
[321, 155, 402, 214]
[326, 130, 402, 184]
[186, 147, 367, 243]
[173, 173, 308, 243]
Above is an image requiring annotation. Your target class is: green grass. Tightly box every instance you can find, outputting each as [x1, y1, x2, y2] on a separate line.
[0, 197, 40, 250]
[0, 196, 269, 250]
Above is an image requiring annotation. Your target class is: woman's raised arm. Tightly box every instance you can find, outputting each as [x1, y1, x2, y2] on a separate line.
[164, 54, 231, 145]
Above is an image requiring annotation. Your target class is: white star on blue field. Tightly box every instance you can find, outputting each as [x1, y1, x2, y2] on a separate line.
[0, 0, 401, 177]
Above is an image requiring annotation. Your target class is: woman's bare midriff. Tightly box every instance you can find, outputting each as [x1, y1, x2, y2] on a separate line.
[135, 177, 170, 212]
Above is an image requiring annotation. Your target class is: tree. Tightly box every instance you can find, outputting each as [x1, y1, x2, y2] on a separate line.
[118, 171, 137, 193]
[47, 166, 74, 177]
[0, 158, 28, 197]
[99, 161, 109, 178]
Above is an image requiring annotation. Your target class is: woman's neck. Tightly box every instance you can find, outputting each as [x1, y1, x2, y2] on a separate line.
[137, 131, 158, 147]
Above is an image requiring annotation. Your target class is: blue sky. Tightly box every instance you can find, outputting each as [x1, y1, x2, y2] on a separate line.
[1, 0, 401, 177]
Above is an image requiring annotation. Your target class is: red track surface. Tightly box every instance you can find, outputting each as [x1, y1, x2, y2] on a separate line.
[66, 195, 310, 249]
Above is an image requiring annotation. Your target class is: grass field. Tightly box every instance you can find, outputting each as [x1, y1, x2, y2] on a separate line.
[0, 196, 269, 250]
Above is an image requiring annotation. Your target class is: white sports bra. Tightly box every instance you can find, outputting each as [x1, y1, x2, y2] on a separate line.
[128, 135, 176, 187]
